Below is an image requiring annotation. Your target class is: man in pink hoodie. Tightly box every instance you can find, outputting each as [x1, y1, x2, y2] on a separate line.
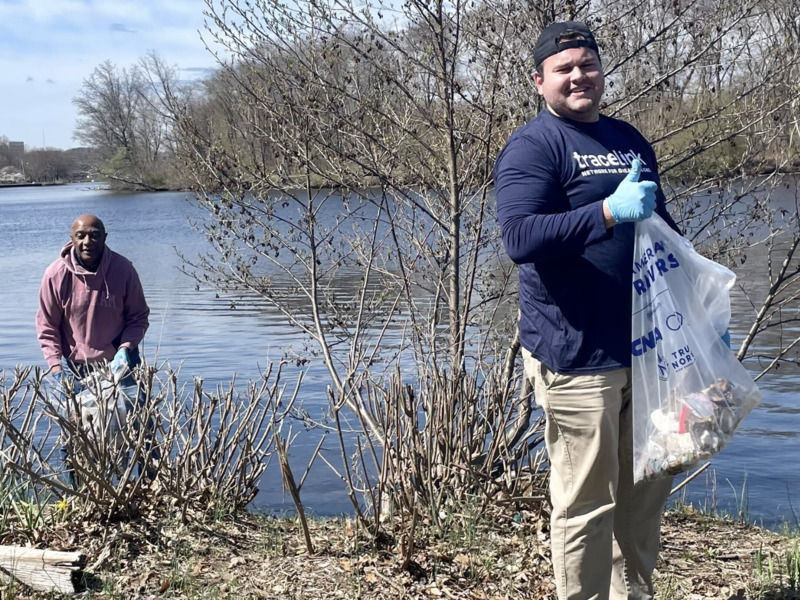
[36, 214, 150, 384]
[37, 214, 151, 486]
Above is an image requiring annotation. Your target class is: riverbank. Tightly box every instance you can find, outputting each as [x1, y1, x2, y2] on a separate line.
[2, 505, 797, 599]
[0, 181, 67, 188]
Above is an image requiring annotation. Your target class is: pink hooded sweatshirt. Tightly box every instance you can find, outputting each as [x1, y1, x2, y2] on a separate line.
[35, 242, 150, 368]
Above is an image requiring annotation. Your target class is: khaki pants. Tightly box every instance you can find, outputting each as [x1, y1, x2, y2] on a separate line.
[523, 349, 673, 600]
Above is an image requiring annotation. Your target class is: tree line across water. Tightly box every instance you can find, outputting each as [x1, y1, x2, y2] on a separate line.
[67, 0, 800, 194]
[0, 140, 97, 184]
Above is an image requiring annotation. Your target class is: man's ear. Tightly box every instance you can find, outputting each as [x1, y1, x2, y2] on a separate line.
[533, 70, 544, 93]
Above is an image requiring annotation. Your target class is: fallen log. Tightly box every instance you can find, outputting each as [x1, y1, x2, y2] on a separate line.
[0, 545, 85, 594]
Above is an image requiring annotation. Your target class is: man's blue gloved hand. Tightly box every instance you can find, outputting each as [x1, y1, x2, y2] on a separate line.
[48, 370, 70, 419]
[110, 347, 130, 380]
[721, 329, 731, 348]
[53, 369, 83, 393]
[606, 159, 657, 224]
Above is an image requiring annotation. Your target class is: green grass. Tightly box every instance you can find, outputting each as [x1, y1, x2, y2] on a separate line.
[752, 541, 800, 598]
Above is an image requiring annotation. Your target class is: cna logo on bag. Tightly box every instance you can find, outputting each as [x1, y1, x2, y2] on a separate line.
[632, 327, 662, 356]
[573, 150, 652, 177]
[631, 324, 696, 373]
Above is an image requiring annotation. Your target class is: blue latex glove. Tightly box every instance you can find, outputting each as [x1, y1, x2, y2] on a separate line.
[721, 329, 731, 348]
[110, 347, 130, 380]
[49, 369, 77, 418]
[53, 369, 83, 393]
[606, 159, 657, 224]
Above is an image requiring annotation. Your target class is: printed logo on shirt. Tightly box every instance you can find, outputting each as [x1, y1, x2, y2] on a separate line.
[572, 150, 652, 177]
[98, 295, 117, 309]
[72, 288, 118, 309]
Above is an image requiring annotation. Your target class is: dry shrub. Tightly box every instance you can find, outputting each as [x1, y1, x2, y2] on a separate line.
[0, 362, 301, 528]
[324, 355, 550, 553]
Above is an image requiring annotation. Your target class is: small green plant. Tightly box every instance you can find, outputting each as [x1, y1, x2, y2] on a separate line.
[8, 492, 47, 536]
[787, 541, 800, 590]
[0, 579, 23, 599]
[755, 544, 764, 577]
[165, 544, 192, 595]
[728, 475, 751, 524]
[656, 574, 681, 600]
[752, 541, 800, 597]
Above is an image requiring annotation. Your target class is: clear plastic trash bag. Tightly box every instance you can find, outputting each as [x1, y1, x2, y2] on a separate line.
[46, 362, 132, 453]
[631, 214, 761, 483]
[74, 376, 130, 451]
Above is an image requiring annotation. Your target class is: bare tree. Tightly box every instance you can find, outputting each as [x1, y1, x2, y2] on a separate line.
[0, 136, 12, 168]
[73, 60, 178, 190]
[139, 0, 800, 544]
[158, 0, 536, 533]
[23, 148, 75, 183]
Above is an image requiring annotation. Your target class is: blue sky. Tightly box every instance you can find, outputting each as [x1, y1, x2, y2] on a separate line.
[0, 0, 220, 150]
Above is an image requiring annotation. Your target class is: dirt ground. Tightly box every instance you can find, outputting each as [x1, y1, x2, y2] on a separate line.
[8, 505, 796, 600]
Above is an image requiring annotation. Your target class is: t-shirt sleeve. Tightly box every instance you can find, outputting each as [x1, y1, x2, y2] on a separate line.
[494, 134, 611, 264]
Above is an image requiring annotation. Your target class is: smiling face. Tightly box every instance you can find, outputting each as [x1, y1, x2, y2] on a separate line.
[534, 46, 604, 122]
[70, 215, 107, 271]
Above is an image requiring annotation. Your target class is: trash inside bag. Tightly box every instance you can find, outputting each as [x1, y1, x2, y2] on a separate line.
[75, 376, 129, 449]
[631, 214, 761, 483]
[47, 366, 131, 452]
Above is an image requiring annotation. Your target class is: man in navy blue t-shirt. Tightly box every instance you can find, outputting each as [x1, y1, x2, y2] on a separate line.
[495, 21, 681, 600]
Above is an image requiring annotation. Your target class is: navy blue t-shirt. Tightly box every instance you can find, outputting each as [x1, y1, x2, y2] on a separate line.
[494, 110, 679, 374]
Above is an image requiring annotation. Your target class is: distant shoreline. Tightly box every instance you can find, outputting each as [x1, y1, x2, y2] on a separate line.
[0, 182, 68, 188]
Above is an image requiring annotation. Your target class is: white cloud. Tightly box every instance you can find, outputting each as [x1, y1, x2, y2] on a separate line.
[0, 0, 90, 25]
[0, 0, 222, 149]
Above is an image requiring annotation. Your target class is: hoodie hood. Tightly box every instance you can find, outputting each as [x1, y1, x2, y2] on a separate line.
[60, 240, 109, 275]
[60, 240, 111, 299]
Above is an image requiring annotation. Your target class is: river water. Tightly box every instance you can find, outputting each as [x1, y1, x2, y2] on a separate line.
[1, 183, 798, 530]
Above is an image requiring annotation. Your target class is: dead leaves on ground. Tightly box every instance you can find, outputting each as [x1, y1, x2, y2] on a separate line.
[4, 506, 799, 599]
